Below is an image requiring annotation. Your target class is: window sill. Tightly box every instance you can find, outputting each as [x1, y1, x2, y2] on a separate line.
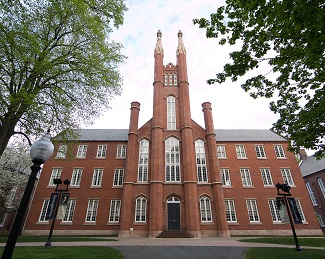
[249, 222, 262, 225]
[69, 186, 80, 189]
[133, 222, 147, 225]
[95, 157, 106, 159]
[60, 221, 72, 225]
[242, 186, 254, 188]
[227, 222, 239, 225]
[115, 157, 126, 159]
[75, 157, 86, 159]
[263, 185, 275, 188]
[222, 185, 233, 188]
[90, 186, 102, 188]
[237, 157, 248, 159]
[83, 222, 96, 226]
[37, 221, 49, 225]
[276, 157, 287, 159]
[107, 222, 120, 225]
[218, 157, 228, 159]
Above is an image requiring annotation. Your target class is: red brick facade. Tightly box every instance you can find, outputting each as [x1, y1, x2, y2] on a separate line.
[23, 31, 322, 237]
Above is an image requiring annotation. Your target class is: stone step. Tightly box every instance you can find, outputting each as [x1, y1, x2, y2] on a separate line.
[157, 230, 193, 238]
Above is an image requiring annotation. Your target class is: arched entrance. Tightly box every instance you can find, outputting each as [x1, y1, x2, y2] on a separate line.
[167, 197, 180, 230]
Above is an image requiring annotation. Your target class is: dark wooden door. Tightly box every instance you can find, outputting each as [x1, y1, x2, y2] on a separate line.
[168, 203, 180, 230]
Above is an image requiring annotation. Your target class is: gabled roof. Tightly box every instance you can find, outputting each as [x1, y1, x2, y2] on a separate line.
[300, 155, 325, 177]
[215, 129, 287, 142]
[66, 129, 286, 142]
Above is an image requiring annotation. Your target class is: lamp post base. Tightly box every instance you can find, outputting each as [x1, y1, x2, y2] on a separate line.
[44, 239, 52, 248]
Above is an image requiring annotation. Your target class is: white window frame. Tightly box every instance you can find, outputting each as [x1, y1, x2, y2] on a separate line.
[235, 145, 246, 158]
[217, 145, 227, 158]
[117, 145, 127, 158]
[260, 168, 273, 186]
[76, 145, 87, 158]
[138, 139, 149, 182]
[56, 145, 67, 159]
[220, 168, 231, 186]
[195, 140, 208, 183]
[49, 168, 62, 186]
[109, 200, 121, 223]
[246, 199, 260, 222]
[268, 199, 281, 222]
[306, 182, 318, 206]
[71, 168, 83, 187]
[135, 197, 147, 222]
[62, 199, 77, 222]
[200, 196, 212, 222]
[91, 169, 103, 186]
[113, 169, 124, 186]
[316, 213, 325, 227]
[167, 96, 176, 130]
[165, 137, 180, 182]
[225, 199, 237, 222]
[317, 178, 325, 198]
[164, 74, 168, 85]
[39, 199, 50, 222]
[173, 73, 177, 85]
[240, 168, 252, 186]
[96, 145, 107, 158]
[295, 199, 306, 222]
[281, 168, 295, 186]
[255, 145, 266, 158]
[169, 74, 173, 85]
[0, 213, 8, 227]
[85, 199, 99, 222]
[274, 145, 286, 158]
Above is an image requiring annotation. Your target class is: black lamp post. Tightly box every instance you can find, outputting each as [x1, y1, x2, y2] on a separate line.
[275, 183, 302, 252]
[1, 131, 54, 259]
[45, 178, 70, 248]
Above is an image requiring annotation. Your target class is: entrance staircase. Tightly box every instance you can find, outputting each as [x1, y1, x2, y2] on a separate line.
[157, 230, 193, 238]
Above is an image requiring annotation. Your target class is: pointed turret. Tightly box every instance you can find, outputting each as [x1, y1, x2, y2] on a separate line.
[176, 30, 186, 55]
[154, 30, 164, 56]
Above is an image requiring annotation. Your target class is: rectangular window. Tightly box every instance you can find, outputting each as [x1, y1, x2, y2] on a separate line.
[164, 74, 168, 85]
[92, 169, 103, 186]
[196, 140, 208, 183]
[85, 200, 99, 222]
[109, 200, 121, 222]
[274, 145, 286, 158]
[255, 145, 266, 158]
[165, 137, 181, 182]
[71, 169, 83, 187]
[174, 74, 177, 85]
[167, 96, 176, 130]
[138, 140, 149, 182]
[295, 199, 306, 222]
[135, 197, 147, 222]
[39, 199, 50, 222]
[225, 199, 237, 222]
[76, 145, 87, 158]
[0, 213, 7, 227]
[316, 213, 325, 227]
[96, 145, 107, 158]
[200, 197, 212, 222]
[113, 169, 124, 186]
[235, 145, 246, 158]
[240, 168, 252, 186]
[169, 74, 173, 85]
[281, 168, 295, 186]
[49, 168, 62, 186]
[117, 145, 127, 158]
[62, 200, 77, 222]
[260, 168, 273, 186]
[217, 145, 227, 158]
[246, 199, 260, 222]
[268, 199, 281, 222]
[220, 169, 231, 186]
[56, 145, 67, 159]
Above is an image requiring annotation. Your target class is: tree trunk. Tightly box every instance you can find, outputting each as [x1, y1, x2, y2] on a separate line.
[0, 114, 19, 157]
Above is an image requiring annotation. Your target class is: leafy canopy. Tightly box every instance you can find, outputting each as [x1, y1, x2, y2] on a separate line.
[0, 0, 127, 155]
[193, 0, 325, 158]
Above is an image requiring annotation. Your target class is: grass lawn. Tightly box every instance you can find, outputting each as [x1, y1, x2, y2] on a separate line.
[245, 247, 325, 259]
[0, 236, 117, 243]
[0, 246, 124, 259]
[239, 237, 325, 247]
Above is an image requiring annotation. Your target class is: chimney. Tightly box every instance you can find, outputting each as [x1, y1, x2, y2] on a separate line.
[299, 149, 308, 160]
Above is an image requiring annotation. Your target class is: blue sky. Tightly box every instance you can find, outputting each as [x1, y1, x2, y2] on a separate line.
[87, 0, 279, 130]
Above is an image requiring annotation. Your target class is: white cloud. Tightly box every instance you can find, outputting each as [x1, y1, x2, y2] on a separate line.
[87, 0, 279, 131]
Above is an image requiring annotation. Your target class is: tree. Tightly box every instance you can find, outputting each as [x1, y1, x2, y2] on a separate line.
[193, 0, 325, 158]
[0, 141, 30, 221]
[0, 0, 127, 156]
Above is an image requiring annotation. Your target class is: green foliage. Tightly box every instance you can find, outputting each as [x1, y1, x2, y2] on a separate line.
[245, 247, 325, 259]
[0, 0, 127, 155]
[240, 237, 325, 247]
[193, 0, 325, 158]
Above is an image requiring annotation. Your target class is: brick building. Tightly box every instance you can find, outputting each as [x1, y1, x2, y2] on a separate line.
[299, 149, 325, 232]
[23, 30, 322, 237]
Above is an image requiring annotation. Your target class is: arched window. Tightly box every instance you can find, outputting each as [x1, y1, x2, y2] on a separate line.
[164, 74, 168, 85]
[200, 196, 212, 222]
[318, 178, 325, 198]
[138, 139, 149, 182]
[306, 182, 318, 206]
[174, 74, 177, 85]
[165, 137, 180, 182]
[195, 140, 208, 182]
[169, 74, 173, 85]
[167, 96, 176, 130]
[135, 196, 147, 222]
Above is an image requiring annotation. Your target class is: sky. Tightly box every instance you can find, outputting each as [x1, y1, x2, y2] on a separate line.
[87, 0, 279, 131]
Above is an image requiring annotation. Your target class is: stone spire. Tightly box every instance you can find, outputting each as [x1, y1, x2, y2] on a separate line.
[176, 30, 186, 55]
[154, 29, 164, 56]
